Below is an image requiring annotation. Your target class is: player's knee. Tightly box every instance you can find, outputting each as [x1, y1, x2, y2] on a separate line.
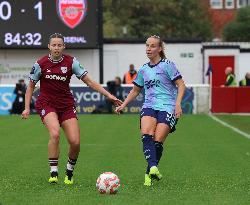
[70, 139, 80, 151]
[49, 129, 60, 143]
[141, 125, 155, 135]
[141, 130, 155, 136]
[70, 139, 80, 147]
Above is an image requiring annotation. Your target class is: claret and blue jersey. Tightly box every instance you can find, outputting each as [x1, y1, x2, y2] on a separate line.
[133, 59, 182, 113]
[29, 54, 88, 110]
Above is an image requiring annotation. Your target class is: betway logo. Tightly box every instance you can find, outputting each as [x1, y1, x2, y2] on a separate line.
[45, 74, 67, 81]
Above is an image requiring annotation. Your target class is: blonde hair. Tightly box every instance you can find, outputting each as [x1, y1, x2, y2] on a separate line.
[148, 35, 166, 59]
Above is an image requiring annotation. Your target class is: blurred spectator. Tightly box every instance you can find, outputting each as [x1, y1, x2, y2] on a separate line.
[123, 64, 137, 84]
[224, 67, 236, 87]
[106, 77, 124, 113]
[10, 79, 26, 114]
[239, 72, 250, 86]
[114, 76, 124, 101]
[92, 77, 124, 114]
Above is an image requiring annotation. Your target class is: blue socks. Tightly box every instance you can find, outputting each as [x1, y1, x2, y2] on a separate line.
[155, 141, 163, 164]
[142, 134, 157, 169]
[145, 140, 163, 174]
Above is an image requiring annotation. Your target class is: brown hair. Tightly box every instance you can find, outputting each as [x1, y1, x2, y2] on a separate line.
[115, 76, 122, 85]
[148, 35, 166, 59]
[49, 33, 64, 44]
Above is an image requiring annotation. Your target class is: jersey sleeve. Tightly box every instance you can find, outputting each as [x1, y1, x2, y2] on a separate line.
[133, 67, 144, 88]
[72, 58, 88, 79]
[29, 62, 41, 84]
[166, 62, 182, 82]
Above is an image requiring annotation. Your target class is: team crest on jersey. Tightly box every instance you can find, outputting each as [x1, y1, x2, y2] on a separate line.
[57, 0, 87, 29]
[61, 67, 68, 73]
[41, 109, 46, 116]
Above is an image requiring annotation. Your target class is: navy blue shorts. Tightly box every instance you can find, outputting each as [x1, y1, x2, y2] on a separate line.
[140, 108, 178, 133]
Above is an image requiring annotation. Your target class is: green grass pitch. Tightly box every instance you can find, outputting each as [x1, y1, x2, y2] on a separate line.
[0, 114, 250, 205]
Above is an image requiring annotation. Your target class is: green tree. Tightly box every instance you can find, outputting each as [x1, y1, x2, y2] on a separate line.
[223, 6, 250, 41]
[103, 0, 212, 40]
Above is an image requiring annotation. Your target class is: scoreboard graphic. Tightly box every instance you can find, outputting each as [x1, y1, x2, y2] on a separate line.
[0, 0, 99, 48]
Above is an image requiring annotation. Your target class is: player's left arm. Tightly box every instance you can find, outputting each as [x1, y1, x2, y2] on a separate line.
[72, 58, 122, 106]
[81, 75, 122, 106]
[81, 74, 112, 97]
[174, 78, 186, 118]
[166, 62, 186, 118]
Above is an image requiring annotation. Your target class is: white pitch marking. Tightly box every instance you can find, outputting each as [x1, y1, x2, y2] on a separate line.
[208, 114, 250, 140]
[21, 9, 25, 13]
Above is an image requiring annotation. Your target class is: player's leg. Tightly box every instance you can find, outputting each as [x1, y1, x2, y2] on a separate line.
[151, 123, 171, 181]
[152, 112, 178, 181]
[154, 123, 171, 163]
[140, 108, 157, 186]
[155, 111, 177, 161]
[141, 116, 158, 169]
[61, 116, 80, 185]
[146, 123, 170, 180]
[43, 112, 61, 183]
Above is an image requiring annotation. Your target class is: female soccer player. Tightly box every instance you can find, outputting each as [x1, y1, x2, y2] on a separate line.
[22, 33, 122, 185]
[115, 35, 186, 186]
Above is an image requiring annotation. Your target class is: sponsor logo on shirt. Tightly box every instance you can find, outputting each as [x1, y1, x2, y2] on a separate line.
[145, 79, 160, 89]
[46, 69, 51, 73]
[45, 74, 67, 81]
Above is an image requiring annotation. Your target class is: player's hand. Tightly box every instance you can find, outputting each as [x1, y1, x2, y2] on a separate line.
[175, 104, 182, 119]
[21, 109, 30, 119]
[115, 104, 125, 114]
[107, 94, 123, 106]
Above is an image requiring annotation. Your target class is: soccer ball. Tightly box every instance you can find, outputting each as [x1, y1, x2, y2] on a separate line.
[96, 172, 120, 194]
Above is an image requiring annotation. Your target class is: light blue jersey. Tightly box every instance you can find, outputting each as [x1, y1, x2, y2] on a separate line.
[133, 59, 182, 113]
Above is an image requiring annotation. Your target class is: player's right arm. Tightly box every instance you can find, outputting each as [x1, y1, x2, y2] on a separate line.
[22, 63, 41, 119]
[115, 85, 141, 114]
[22, 81, 36, 119]
[115, 67, 144, 114]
